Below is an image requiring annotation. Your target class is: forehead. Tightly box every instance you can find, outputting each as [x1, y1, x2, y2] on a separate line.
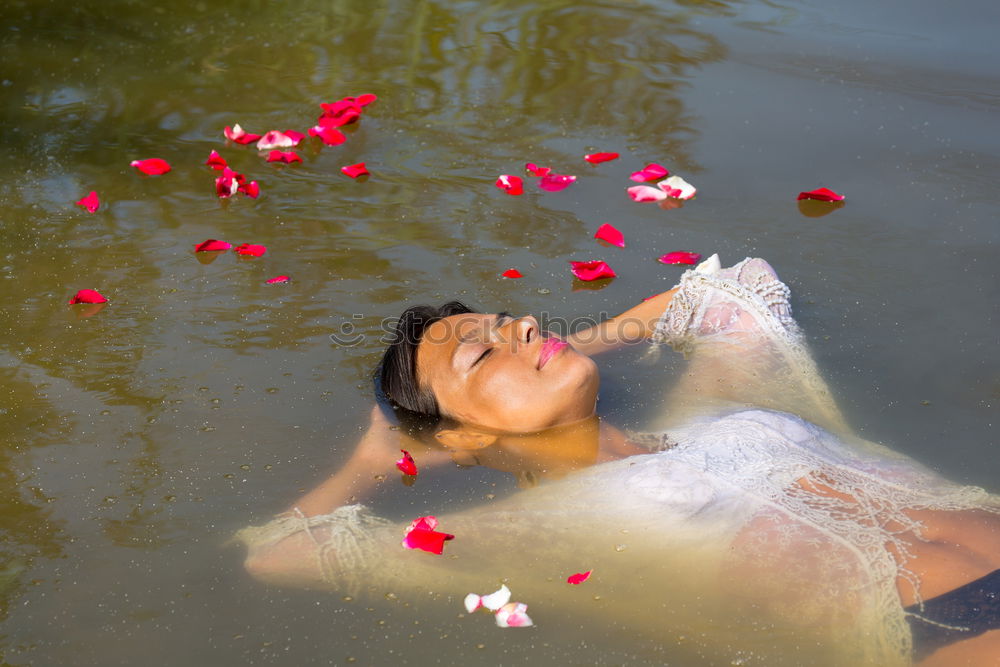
[416, 313, 493, 383]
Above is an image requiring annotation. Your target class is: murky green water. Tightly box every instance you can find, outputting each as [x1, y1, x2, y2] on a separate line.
[0, 0, 997, 664]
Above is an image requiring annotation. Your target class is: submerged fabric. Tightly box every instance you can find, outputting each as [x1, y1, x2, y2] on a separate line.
[238, 259, 1000, 665]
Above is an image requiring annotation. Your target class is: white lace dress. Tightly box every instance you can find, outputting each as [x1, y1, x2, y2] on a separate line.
[238, 258, 1000, 666]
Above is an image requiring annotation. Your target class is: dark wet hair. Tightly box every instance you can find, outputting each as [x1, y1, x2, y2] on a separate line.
[374, 301, 477, 428]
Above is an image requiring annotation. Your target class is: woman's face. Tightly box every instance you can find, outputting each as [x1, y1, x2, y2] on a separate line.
[416, 313, 599, 432]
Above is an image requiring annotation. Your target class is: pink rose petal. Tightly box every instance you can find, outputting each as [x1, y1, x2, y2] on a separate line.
[308, 125, 346, 145]
[495, 174, 523, 196]
[75, 191, 100, 213]
[464, 594, 483, 614]
[570, 260, 616, 281]
[594, 223, 624, 248]
[68, 289, 107, 305]
[265, 275, 290, 284]
[341, 162, 369, 179]
[205, 150, 228, 170]
[130, 158, 171, 175]
[657, 175, 696, 200]
[234, 243, 267, 257]
[396, 449, 418, 476]
[629, 163, 669, 182]
[256, 130, 302, 151]
[238, 180, 259, 198]
[797, 187, 845, 202]
[501, 268, 523, 279]
[525, 163, 551, 177]
[266, 150, 302, 164]
[538, 173, 576, 192]
[194, 239, 232, 252]
[495, 602, 533, 628]
[224, 124, 262, 145]
[658, 251, 701, 265]
[627, 185, 667, 202]
[402, 516, 454, 555]
[567, 570, 592, 585]
[584, 152, 619, 164]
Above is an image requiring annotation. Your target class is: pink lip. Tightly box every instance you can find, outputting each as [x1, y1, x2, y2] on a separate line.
[537, 337, 568, 370]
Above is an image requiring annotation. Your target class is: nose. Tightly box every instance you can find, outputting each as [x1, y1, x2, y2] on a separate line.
[514, 315, 538, 345]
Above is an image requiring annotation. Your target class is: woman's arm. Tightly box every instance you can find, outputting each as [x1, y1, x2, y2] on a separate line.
[566, 288, 678, 356]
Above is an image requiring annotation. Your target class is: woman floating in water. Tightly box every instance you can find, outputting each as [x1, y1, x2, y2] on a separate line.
[239, 257, 1000, 666]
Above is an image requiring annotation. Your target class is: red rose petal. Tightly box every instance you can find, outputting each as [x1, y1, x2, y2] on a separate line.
[584, 152, 619, 164]
[567, 570, 592, 585]
[570, 260, 616, 281]
[538, 173, 576, 192]
[341, 162, 369, 178]
[308, 125, 346, 145]
[238, 180, 260, 198]
[495, 174, 523, 196]
[68, 289, 107, 305]
[130, 158, 171, 175]
[627, 185, 667, 202]
[234, 243, 267, 257]
[525, 163, 551, 177]
[797, 187, 845, 202]
[594, 223, 624, 248]
[658, 251, 701, 265]
[402, 516, 454, 555]
[224, 124, 262, 145]
[194, 239, 232, 252]
[266, 275, 290, 284]
[75, 191, 100, 213]
[215, 167, 240, 198]
[266, 150, 302, 164]
[629, 163, 669, 182]
[320, 99, 363, 126]
[396, 450, 418, 476]
[205, 150, 228, 170]
[355, 93, 377, 107]
[501, 268, 523, 279]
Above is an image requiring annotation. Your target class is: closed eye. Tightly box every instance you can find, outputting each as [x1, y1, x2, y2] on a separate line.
[472, 347, 494, 367]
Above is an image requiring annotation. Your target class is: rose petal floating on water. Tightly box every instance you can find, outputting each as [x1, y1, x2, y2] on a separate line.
[570, 260, 616, 281]
[194, 239, 232, 252]
[501, 268, 523, 279]
[266, 150, 302, 164]
[266, 275, 290, 284]
[480, 584, 512, 611]
[495, 174, 523, 196]
[658, 175, 696, 200]
[215, 167, 241, 198]
[205, 150, 227, 170]
[308, 124, 346, 145]
[797, 187, 845, 202]
[341, 162, 369, 178]
[495, 602, 533, 628]
[75, 191, 100, 213]
[234, 243, 267, 257]
[584, 152, 619, 164]
[658, 251, 701, 265]
[627, 185, 667, 202]
[354, 93, 378, 107]
[629, 163, 669, 182]
[538, 173, 576, 192]
[464, 593, 483, 614]
[68, 289, 107, 304]
[320, 99, 363, 127]
[525, 163, 551, 177]
[396, 450, 418, 476]
[567, 570, 592, 585]
[224, 124, 262, 145]
[238, 180, 260, 198]
[594, 223, 624, 248]
[256, 130, 301, 151]
[130, 158, 171, 175]
[402, 516, 454, 555]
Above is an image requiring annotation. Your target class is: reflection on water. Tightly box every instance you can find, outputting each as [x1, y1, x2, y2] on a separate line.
[0, 0, 997, 663]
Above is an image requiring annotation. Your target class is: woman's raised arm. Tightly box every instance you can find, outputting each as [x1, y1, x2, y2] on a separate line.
[566, 287, 678, 356]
